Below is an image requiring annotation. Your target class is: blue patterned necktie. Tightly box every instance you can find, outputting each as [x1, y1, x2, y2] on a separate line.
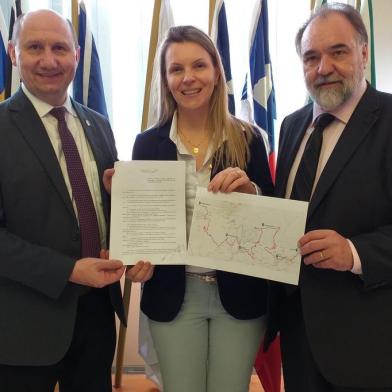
[291, 113, 335, 202]
[50, 107, 101, 257]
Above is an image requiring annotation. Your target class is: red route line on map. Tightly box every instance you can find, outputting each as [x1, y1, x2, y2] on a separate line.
[198, 203, 285, 261]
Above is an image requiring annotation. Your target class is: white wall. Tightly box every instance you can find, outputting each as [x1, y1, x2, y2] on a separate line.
[373, 0, 392, 92]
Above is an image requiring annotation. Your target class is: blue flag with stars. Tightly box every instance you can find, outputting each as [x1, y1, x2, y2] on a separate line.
[1, 0, 21, 101]
[73, 1, 108, 118]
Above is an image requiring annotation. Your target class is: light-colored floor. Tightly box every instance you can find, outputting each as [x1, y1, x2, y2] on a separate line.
[111, 374, 265, 392]
[53, 372, 276, 391]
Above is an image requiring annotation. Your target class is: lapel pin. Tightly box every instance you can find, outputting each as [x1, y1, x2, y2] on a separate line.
[86, 120, 91, 126]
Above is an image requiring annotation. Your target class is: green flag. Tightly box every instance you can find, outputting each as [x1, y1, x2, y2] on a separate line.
[361, 0, 376, 87]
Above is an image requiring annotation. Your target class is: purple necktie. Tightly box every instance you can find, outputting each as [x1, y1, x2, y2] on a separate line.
[51, 107, 101, 258]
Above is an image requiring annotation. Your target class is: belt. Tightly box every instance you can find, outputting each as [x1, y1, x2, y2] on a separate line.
[186, 272, 217, 283]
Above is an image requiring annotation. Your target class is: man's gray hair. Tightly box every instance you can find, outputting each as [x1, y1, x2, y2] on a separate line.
[295, 2, 368, 56]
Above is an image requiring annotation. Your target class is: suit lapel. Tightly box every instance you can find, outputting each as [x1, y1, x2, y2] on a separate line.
[9, 90, 76, 219]
[156, 122, 178, 160]
[308, 86, 380, 219]
[72, 102, 106, 175]
[152, 121, 227, 177]
[72, 101, 111, 221]
[276, 105, 313, 197]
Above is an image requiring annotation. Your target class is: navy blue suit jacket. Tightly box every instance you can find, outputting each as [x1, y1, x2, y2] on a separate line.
[132, 119, 274, 321]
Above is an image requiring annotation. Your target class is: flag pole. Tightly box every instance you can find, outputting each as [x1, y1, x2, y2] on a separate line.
[208, 0, 216, 35]
[141, 0, 162, 131]
[356, 0, 361, 11]
[15, 0, 22, 15]
[115, 0, 163, 387]
[71, 0, 79, 36]
[114, 278, 132, 388]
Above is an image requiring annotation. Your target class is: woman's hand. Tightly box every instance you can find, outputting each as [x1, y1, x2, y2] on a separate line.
[125, 261, 155, 283]
[100, 251, 154, 283]
[103, 168, 115, 194]
[208, 167, 256, 194]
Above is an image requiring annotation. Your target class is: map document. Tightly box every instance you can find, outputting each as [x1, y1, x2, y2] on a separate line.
[187, 187, 308, 284]
[110, 161, 186, 265]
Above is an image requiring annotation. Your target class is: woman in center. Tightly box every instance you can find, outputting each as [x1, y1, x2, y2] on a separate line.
[130, 25, 274, 392]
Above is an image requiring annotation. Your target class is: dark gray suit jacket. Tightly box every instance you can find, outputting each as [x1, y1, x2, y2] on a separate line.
[0, 89, 125, 366]
[274, 85, 392, 387]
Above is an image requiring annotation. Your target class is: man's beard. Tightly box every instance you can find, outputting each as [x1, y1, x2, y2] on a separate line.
[307, 73, 359, 111]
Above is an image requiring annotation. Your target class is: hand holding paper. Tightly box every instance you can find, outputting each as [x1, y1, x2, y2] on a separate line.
[109, 161, 186, 265]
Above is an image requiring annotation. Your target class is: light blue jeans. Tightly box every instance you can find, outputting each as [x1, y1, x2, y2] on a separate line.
[148, 275, 266, 392]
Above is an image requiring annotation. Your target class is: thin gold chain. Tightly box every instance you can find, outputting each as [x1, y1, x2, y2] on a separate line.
[177, 127, 208, 155]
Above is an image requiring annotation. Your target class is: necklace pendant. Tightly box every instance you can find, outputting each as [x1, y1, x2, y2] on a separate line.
[193, 147, 199, 154]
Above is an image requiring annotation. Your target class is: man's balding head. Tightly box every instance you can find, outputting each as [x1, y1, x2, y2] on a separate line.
[8, 9, 80, 106]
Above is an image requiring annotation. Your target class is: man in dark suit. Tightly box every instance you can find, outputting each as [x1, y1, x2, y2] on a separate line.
[0, 9, 125, 392]
[274, 3, 392, 391]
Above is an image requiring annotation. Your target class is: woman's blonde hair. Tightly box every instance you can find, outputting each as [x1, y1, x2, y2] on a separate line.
[156, 25, 254, 169]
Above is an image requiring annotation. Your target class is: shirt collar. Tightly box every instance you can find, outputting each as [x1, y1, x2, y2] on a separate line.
[312, 78, 367, 125]
[22, 83, 77, 119]
[169, 111, 215, 164]
[169, 111, 230, 147]
[169, 111, 187, 153]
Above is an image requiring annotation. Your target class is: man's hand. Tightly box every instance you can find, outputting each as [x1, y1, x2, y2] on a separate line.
[126, 261, 155, 283]
[208, 167, 255, 194]
[103, 168, 115, 194]
[69, 258, 125, 288]
[299, 229, 354, 271]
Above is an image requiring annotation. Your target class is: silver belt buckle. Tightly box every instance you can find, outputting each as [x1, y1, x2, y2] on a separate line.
[186, 272, 216, 283]
[203, 274, 216, 283]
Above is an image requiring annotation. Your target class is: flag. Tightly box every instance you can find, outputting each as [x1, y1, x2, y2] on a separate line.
[146, 0, 174, 128]
[73, 1, 108, 117]
[240, 0, 281, 390]
[361, 0, 376, 87]
[312, 0, 327, 11]
[240, 0, 276, 181]
[139, 2, 174, 387]
[210, 0, 235, 114]
[254, 336, 282, 392]
[1, 0, 21, 102]
[1, 7, 7, 101]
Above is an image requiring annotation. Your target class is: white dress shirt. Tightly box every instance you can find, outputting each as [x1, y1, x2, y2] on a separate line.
[285, 79, 367, 274]
[169, 113, 215, 274]
[22, 84, 107, 249]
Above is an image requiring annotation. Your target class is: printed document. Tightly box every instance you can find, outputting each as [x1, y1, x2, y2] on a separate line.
[109, 161, 186, 265]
